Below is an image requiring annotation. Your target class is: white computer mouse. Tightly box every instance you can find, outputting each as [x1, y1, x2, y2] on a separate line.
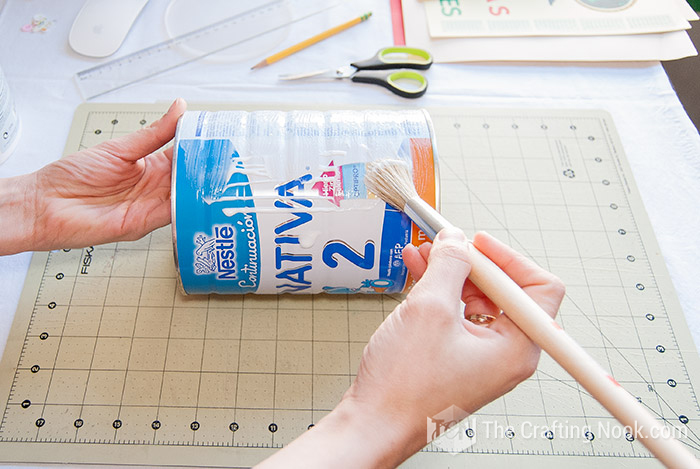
[69, 0, 150, 58]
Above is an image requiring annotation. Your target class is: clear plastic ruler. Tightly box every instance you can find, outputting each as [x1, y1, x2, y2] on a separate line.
[74, 0, 337, 100]
[0, 103, 699, 468]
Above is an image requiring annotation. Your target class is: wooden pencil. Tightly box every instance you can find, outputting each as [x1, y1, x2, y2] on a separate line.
[251, 12, 372, 70]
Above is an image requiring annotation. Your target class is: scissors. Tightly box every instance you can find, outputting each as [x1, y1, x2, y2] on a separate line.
[278, 46, 433, 99]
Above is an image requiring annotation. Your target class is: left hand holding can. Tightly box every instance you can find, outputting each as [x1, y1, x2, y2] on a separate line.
[0, 98, 186, 255]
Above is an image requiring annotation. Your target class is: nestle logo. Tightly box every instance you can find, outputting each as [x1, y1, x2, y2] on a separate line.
[214, 225, 237, 280]
[193, 225, 237, 280]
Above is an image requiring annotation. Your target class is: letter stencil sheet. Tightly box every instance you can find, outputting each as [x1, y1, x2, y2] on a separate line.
[0, 103, 698, 468]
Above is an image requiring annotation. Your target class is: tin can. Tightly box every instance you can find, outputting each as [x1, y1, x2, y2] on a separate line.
[172, 109, 439, 295]
[0, 65, 21, 165]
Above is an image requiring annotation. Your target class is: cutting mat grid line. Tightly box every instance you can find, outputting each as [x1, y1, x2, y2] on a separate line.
[438, 115, 700, 454]
[0, 105, 699, 467]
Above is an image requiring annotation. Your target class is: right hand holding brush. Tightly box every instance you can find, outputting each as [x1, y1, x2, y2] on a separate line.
[258, 228, 565, 468]
[338, 228, 565, 464]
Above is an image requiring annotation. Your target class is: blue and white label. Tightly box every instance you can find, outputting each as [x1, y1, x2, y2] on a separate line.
[173, 110, 435, 295]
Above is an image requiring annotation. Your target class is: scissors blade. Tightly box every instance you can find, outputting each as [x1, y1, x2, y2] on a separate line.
[278, 68, 335, 80]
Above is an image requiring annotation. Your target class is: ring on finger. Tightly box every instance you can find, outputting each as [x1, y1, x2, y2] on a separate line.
[466, 313, 497, 326]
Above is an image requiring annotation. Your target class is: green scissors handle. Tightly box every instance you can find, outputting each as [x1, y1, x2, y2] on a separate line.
[350, 46, 433, 71]
[351, 69, 428, 99]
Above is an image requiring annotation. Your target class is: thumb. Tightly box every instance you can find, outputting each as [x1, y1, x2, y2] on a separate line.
[411, 227, 471, 308]
[104, 98, 187, 161]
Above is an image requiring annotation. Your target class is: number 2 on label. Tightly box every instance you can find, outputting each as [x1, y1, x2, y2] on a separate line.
[322, 240, 375, 270]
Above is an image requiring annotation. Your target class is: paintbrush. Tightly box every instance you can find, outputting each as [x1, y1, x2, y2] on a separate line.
[364, 159, 699, 469]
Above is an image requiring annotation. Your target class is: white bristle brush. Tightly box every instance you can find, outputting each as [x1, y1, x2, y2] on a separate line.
[364, 159, 698, 469]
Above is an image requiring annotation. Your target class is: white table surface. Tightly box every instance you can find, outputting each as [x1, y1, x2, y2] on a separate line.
[1, 0, 699, 366]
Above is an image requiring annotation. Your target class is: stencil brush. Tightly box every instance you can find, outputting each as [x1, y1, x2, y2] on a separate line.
[364, 159, 699, 469]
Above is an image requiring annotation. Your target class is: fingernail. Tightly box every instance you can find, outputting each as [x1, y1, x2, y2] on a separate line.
[167, 98, 184, 114]
[436, 227, 466, 242]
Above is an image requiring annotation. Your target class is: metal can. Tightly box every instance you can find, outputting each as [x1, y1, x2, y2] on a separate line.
[172, 109, 439, 295]
[0, 65, 21, 165]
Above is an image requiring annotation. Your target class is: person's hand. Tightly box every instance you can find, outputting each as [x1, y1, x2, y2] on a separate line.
[257, 228, 565, 468]
[0, 98, 186, 254]
[334, 228, 565, 465]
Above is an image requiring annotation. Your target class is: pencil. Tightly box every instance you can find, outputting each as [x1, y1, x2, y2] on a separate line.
[251, 12, 372, 70]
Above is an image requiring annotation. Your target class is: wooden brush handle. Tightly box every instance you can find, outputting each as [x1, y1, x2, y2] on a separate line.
[405, 197, 699, 468]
